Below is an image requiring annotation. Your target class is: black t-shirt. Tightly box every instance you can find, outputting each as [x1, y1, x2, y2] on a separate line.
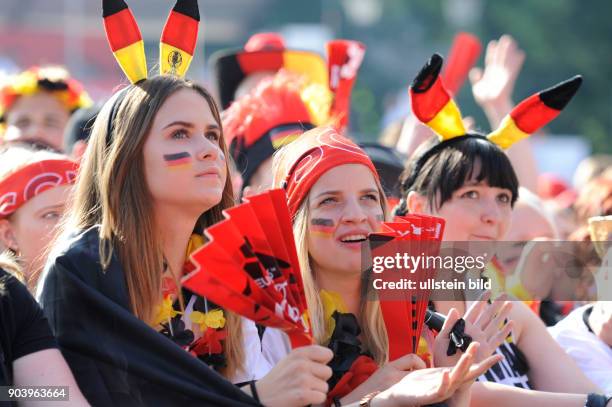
[0, 268, 57, 386]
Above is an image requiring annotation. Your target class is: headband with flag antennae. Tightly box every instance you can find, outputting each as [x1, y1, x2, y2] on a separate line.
[103, 0, 148, 84]
[410, 53, 582, 150]
[409, 53, 466, 141]
[487, 75, 582, 149]
[103, 0, 201, 84]
[160, 0, 200, 77]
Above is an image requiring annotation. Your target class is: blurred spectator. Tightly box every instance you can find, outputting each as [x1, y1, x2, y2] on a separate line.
[223, 69, 331, 196]
[573, 155, 612, 192]
[0, 144, 77, 290]
[0, 65, 92, 152]
[62, 104, 101, 160]
[549, 302, 612, 393]
[0, 252, 89, 404]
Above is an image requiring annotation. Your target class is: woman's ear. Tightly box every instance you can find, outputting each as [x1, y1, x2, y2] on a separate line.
[0, 219, 19, 252]
[406, 191, 426, 214]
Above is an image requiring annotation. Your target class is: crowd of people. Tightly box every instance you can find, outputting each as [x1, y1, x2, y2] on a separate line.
[0, 1, 610, 406]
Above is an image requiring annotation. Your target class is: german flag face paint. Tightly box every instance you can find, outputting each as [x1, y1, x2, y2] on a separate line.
[488, 76, 582, 149]
[410, 53, 466, 141]
[310, 218, 335, 239]
[163, 151, 192, 169]
[102, 0, 148, 84]
[160, 0, 200, 77]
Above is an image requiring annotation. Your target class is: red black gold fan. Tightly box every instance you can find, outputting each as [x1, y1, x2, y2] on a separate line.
[182, 189, 311, 348]
[370, 214, 445, 361]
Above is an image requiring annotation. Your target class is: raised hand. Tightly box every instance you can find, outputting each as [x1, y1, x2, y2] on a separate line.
[373, 342, 503, 407]
[434, 292, 514, 368]
[469, 35, 526, 126]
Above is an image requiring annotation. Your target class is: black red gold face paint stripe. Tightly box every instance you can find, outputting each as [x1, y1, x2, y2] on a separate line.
[102, 0, 147, 84]
[310, 218, 335, 238]
[160, 0, 200, 77]
[487, 75, 582, 149]
[409, 54, 466, 141]
[163, 151, 192, 169]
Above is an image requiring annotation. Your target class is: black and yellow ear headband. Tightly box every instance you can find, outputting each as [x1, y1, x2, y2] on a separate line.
[410, 53, 582, 149]
[102, 0, 200, 84]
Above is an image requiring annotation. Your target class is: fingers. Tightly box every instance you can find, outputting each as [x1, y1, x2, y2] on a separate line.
[474, 294, 509, 331]
[485, 39, 497, 67]
[487, 320, 515, 351]
[292, 389, 327, 406]
[449, 342, 478, 384]
[292, 344, 334, 364]
[464, 291, 491, 324]
[439, 307, 460, 340]
[482, 301, 513, 337]
[389, 353, 426, 371]
[469, 67, 483, 85]
[308, 360, 333, 381]
[464, 353, 504, 382]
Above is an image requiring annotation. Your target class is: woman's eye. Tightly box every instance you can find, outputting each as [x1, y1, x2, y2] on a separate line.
[319, 197, 336, 206]
[205, 131, 220, 142]
[498, 193, 511, 204]
[362, 193, 379, 202]
[42, 211, 60, 220]
[171, 129, 189, 139]
[461, 190, 479, 199]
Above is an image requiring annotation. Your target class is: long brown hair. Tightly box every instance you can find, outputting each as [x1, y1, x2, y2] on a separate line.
[67, 75, 243, 377]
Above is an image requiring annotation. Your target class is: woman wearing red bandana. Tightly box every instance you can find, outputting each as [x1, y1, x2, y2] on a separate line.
[0, 144, 77, 290]
[268, 126, 503, 407]
[0, 66, 92, 152]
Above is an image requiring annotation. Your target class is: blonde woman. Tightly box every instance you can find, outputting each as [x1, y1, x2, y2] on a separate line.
[268, 126, 504, 406]
[0, 144, 76, 290]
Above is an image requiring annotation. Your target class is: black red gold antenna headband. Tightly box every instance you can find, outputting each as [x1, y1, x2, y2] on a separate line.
[410, 53, 582, 149]
[103, 0, 200, 84]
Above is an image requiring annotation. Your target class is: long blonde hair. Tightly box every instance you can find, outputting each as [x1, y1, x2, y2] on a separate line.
[66, 75, 243, 377]
[272, 128, 389, 365]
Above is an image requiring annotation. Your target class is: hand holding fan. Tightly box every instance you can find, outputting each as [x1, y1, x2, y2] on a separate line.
[370, 214, 445, 361]
[182, 189, 311, 348]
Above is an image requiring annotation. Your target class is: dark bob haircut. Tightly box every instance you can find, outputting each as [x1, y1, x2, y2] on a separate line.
[396, 134, 519, 214]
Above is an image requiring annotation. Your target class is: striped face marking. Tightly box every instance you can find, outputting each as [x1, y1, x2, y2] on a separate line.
[163, 152, 192, 169]
[311, 218, 335, 238]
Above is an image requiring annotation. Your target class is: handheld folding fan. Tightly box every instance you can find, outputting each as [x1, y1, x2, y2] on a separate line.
[369, 214, 445, 361]
[182, 189, 311, 348]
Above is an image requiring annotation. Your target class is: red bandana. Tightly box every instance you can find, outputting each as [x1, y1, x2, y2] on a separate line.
[0, 159, 78, 218]
[283, 128, 379, 218]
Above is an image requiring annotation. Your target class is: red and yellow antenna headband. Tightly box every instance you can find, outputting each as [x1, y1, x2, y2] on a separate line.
[103, 0, 200, 84]
[410, 53, 582, 149]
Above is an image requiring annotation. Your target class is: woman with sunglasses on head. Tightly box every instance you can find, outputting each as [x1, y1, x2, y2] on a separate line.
[395, 53, 609, 407]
